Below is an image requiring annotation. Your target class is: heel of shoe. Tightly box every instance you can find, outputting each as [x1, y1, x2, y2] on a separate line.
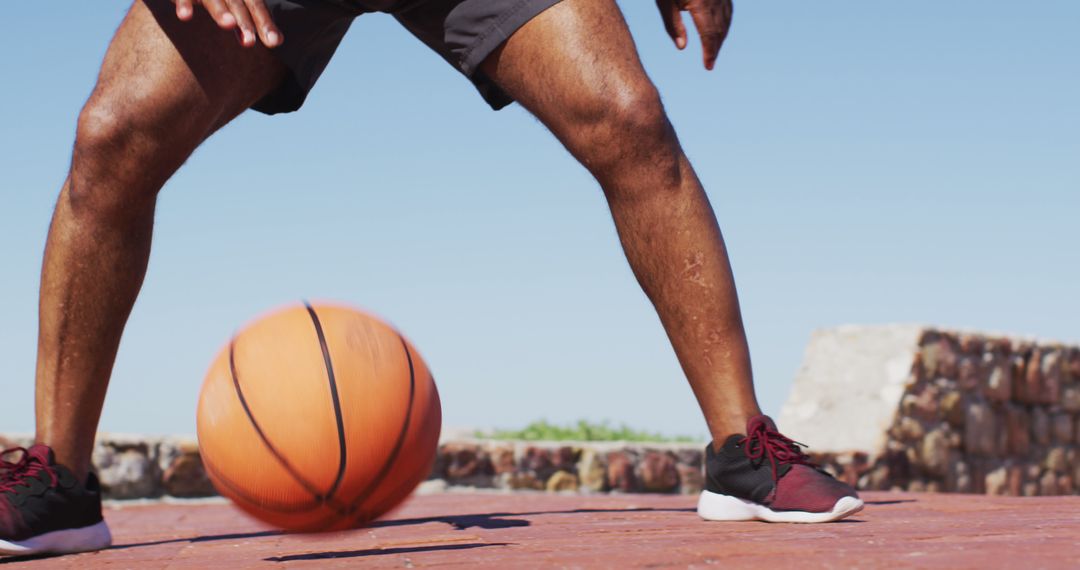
[63, 520, 113, 554]
[697, 490, 759, 521]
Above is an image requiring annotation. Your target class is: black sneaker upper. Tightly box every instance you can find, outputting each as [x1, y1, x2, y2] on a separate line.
[0, 446, 104, 542]
[704, 415, 855, 512]
[705, 433, 786, 504]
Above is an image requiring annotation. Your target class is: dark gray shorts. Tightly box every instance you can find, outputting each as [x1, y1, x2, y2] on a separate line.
[252, 0, 561, 114]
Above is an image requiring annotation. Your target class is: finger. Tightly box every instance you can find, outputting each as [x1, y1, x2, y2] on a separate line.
[673, 5, 688, 50]
[175, 0, 195, 21]
[656, 0, 688, 50]
[244, 0, 283, 47]
[224, 0, 257, 46]
[689, 4, 722, 70]
[201, 0, 238, 30]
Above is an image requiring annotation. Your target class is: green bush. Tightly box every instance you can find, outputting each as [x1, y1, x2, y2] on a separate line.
[481, 419, 702, 443]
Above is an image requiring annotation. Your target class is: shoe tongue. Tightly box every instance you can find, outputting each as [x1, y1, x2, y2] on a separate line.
[26, 445, 55, 465]
[746, 414, 777, 433]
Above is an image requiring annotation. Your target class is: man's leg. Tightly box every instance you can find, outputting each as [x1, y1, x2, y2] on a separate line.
[481, 0, 759, 443]
[34, 0, 285, 482]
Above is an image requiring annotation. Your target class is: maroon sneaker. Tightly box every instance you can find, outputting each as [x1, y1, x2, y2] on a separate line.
[697, 415, 863, 523]
[0, 445, 112, 556]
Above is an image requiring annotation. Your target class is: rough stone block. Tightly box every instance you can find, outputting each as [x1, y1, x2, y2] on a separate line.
[488, 445, 515, 475]
[779, 325, 925, 453]
[1041, 350, 1064, 404]
[637, 451, 679, 493]
[940, 391, 966, 427]
[1066, 348, 1080, 380]
[443, 443, 494, 487]
[1004, 405, 1031, 456]
[958, 356, 982, 392]
[1007, 464, 1025, 497]
[1051, 413, 1074, 445]
[507, 472, 545, 491]
[1058, 474, 1075, 495]
[1031, 408, 1051, 447]
[983, 360, 1013, 402]
[922, 334, 959, 379]
[985, 466, 1008, 496]
[893, 416, 925, 442]
[1018, 349, 1044, 404]
[920, 427, 951, 477]
[576, 449, 607, 493]
[1039, 471, 1059, 495]
[964, 402, 998, 457]
[1062, 387, 1080, 413]
[545, 470, 579, 492]
[93, 442, 158, 499]
[676, 463, 704, 495]
[162, 451, 215, 498]
[946, 458, 972, 493]
[606, 451, 638, 493]
[1044, 447, 1068, 474]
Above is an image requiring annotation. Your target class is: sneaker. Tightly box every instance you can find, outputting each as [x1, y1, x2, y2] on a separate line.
[0, 445, 112, 556]
[698, 415, 864, 523]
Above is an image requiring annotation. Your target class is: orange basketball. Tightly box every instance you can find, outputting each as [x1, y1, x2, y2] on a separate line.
[196, 302, 441, 532]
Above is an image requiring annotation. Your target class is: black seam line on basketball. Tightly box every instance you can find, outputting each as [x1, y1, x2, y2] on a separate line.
[302, 334, 418, 530]
[306, 333, 418, 529]
[304, 302, 348, 502]
[348, 335, 417, 521]
[201, 450, 321, 513]
[205, 451, 350, 523]
[228, 340, 327, 502]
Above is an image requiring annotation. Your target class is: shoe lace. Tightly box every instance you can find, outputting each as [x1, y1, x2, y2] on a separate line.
[738, 423, 816, 483]
[0, 448, 58, 492]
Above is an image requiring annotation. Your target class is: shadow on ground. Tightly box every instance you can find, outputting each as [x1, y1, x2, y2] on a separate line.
[103, 506, 695, 551]
[264, 542, 511, 562]
[863, 499, 917, 505]
[371, 506, 696, 531]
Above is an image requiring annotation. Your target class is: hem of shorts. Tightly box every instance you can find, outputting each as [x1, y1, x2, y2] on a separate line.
[458, 0, 563, 109]
[251, 75, 307, 115]
[459, 0, 562, 75]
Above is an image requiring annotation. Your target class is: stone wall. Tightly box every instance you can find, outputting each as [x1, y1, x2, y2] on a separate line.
[431, 441, 703, 495]
[6, 326, 1076, 500]
[0, 434, 706, 500]
[780, 326, 1080, 496]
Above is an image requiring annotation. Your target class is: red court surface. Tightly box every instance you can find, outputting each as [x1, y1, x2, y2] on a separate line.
[2, 492, 1078, 568]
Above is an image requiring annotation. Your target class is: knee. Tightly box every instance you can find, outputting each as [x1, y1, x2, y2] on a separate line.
[605, 83, 672, 149]
[565, 80, 683, 192]
[74, 97, 133, 169]
[68, 88, 205, 217]
[67, 98, 152, 217]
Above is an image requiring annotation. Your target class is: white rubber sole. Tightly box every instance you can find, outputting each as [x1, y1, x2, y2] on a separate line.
[0, 520, 112, 556]
[697, 491, 864, 523]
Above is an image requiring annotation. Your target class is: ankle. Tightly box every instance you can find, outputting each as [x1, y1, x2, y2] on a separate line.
[33, 439, 92, 483]
[708, 411, 763, 447]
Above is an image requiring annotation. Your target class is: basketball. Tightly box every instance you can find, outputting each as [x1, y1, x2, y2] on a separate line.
[195, 302, 441, 532]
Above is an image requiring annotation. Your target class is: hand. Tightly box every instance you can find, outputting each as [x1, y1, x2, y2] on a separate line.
[656, 0, 733, 70]
[173, 0, 283, 48]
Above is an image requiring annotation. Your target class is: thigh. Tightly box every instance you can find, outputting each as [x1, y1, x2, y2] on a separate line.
[86, 0, 287, 143]
[478, 0, 659, 136]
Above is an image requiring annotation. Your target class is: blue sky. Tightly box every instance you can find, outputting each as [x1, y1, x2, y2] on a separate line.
[2, 1, 1077, 439]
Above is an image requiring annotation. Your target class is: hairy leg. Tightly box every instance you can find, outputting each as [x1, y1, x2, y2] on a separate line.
[35, 0, 285, 480]
[482, 0, 760, 441]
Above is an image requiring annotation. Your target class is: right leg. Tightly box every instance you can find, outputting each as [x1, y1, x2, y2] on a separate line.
[34, 0, 286, 481]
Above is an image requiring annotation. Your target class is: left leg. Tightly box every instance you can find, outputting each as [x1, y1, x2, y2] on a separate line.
[480, 0, 862, 522]
[481, 0, 758, 441]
